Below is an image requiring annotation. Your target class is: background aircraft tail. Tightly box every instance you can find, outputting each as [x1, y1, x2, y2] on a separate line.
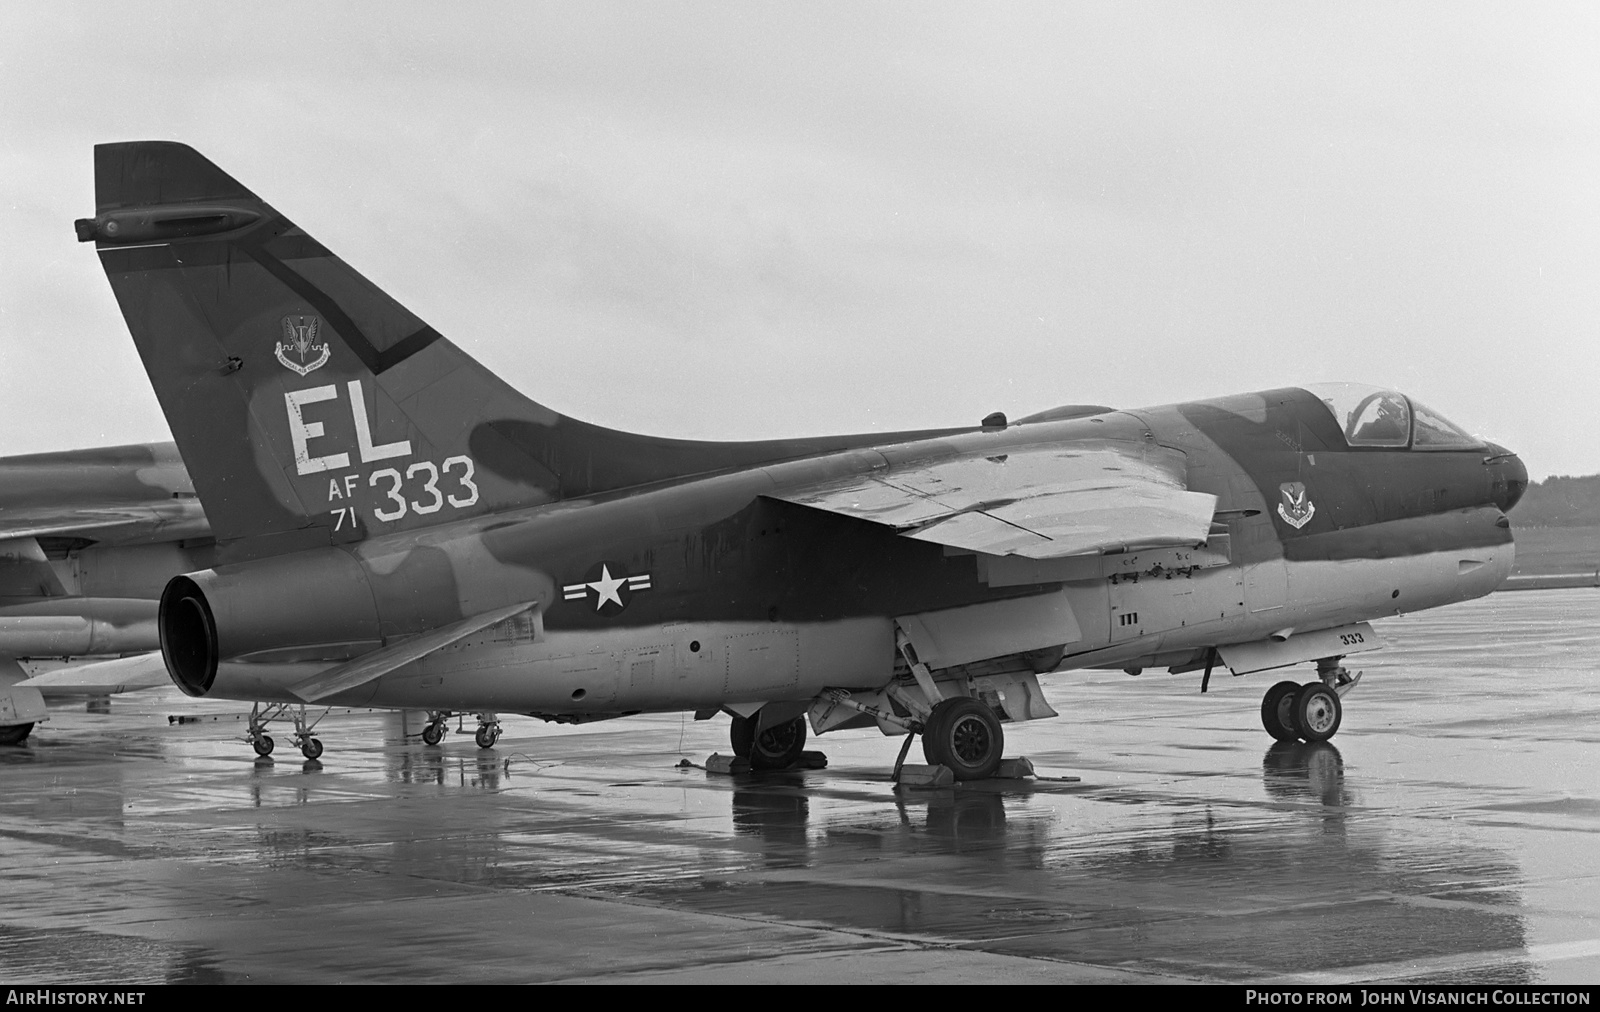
[83, 142, 932, 557]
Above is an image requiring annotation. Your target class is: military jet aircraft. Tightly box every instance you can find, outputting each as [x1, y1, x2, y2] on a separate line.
[72, 141, 1528, 774]
[0, 442, 213, 743]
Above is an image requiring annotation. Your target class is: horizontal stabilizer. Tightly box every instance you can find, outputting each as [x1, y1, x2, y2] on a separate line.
[17, 653, 171, 695]
[288, 602, 536, 702]
[768, 443, 1217, 559]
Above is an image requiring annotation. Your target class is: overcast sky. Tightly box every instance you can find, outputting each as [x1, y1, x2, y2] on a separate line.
[3, 2, 1595, 479]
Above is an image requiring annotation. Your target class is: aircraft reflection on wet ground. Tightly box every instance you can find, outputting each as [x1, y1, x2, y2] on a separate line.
[1, 589, 1597, 984]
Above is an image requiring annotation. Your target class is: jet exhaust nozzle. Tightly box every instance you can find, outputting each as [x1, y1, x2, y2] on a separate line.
[157, 551, 383, 698]
[160, 576, 218, 696]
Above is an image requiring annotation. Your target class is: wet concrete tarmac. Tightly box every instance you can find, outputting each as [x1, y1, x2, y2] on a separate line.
[1, 589, 1597, 984]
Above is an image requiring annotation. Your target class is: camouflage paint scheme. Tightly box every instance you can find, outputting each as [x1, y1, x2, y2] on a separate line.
[72, 141, 1528, 764]
[0, 441, 214, 740]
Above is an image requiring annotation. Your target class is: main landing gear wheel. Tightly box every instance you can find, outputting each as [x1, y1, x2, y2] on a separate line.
[730, 714, 808, 771]
[0, 723, 34, 746]
[300, 738, 323, 760]
[1260, 681, 1303, 742]
[474, 724, 500, 749]
[1292, 682, 1342, 743]
[921, 697, 1004, 781]
[252, 734, 275, 757]
[421, 721, 445, 746]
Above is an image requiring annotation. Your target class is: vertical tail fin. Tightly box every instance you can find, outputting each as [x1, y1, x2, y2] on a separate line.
[83, 141, 577, 556]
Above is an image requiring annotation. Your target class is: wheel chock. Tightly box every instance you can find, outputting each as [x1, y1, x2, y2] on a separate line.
[993, 757, 1036, 779]
[895, 764, 955, 788]
[704, 753, 751, 775]
[792, 750, 828, 770]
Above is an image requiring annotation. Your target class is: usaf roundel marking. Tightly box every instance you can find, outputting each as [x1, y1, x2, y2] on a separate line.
[1277, 481, 1315, 530]
[563, 563, 652, 615]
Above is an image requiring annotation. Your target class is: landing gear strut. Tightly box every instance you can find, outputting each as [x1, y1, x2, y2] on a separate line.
[246, 702, 326, 759]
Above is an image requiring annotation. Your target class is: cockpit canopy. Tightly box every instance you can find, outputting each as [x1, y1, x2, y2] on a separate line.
[1303, 383, 1483, 451]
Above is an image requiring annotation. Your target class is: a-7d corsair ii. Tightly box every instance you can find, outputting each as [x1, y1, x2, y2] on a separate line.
[76, 142, 1527, 773]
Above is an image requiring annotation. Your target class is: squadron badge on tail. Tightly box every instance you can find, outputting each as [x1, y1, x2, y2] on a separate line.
[276, 315, 330, 376]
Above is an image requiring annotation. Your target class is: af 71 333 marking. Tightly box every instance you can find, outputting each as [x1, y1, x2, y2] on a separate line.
[326, 456, 480, 526]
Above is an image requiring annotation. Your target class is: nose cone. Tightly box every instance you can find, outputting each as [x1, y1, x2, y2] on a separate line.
[1484, 442, 1528, 513]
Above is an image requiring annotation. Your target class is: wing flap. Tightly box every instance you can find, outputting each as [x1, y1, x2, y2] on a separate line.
[288, 602, 537, 703]
[770, 443, 1218, 559]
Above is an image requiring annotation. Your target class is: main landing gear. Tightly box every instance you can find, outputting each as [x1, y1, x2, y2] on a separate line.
[919, 697, 1004, 780]
[246, 702, 325, 759]
[730, 713, 808, 771]
[420, 711, 503, 749]
[814, 690, 1009, 781]
[1260, 657, 1361, 743]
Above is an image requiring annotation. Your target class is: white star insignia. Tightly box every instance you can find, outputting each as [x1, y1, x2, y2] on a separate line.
[587, 564, 626, 610]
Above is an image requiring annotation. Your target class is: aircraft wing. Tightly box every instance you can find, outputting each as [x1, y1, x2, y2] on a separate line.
[0, 443, 209, 548]
[288, 602, 539, 703]
[17, 653, 171, 695]
[768, 442, 1218, 559]
[0, 501, 208, 545]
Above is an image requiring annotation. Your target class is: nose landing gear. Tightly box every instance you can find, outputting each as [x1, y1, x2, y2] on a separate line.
[1258, 656, 1360, 743]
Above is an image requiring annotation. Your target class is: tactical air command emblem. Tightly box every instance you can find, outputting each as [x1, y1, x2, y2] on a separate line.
[563, 563, 652, 616]
[1277, 481, 1316, 529]
[276, 315, 330, 376]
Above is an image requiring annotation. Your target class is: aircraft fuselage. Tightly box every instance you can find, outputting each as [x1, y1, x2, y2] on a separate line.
[176, 386, 1522, 720]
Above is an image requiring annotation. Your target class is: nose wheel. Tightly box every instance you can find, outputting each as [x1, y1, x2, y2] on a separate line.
[1258, 658, 1356, 743]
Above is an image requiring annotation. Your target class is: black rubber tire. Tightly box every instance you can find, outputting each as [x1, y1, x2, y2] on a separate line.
[421, 723, 444, 746]
[921, 697, 1004, 780]
[0, 722, 34, 746]
[1293, 682, 1342, 743]
[1260, 681, 1303, 741]
[253, 734, 275, 757]
[300, 738, 323, 760]
[475, 726, 499, 749]
[732, 715, 807, 771]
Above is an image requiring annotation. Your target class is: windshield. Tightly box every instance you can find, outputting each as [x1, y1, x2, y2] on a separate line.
[1301, 383, 1482, 450]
